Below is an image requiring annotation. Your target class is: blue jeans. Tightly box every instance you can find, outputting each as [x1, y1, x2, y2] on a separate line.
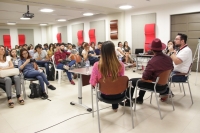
[36, 61, 49, 77]
[171, 71, 187, 82]
[24, 70, 49, 92]
[56, 60, 76, 81]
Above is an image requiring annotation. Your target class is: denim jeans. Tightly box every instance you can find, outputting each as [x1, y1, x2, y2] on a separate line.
[36, 61, 49, 77]
[24, 70, 49, 92]
[56, 60, 76, 81]
[170, 71, 187, 82]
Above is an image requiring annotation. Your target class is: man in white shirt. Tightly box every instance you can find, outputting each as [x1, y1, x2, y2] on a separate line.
[34, 44, 50, 79]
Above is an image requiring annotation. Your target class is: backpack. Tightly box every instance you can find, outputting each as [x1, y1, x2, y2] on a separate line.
[29, 83, 42, 99]
[48, 62, 55, 81]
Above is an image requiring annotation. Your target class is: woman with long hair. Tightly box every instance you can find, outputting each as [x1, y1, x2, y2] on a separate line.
[0, 46, 24, 108]
[10, 49, 20, 68]
[123, 41, 131, 63]
[90, 41, 125, 112]
[18, 48, 56, 99]
[165, 40, 175, 56]
[47, 43, 55, 59]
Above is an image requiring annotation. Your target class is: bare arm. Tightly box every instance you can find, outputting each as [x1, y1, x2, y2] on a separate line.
[0, 61, 14, 70]
[19, 59, 30, 70]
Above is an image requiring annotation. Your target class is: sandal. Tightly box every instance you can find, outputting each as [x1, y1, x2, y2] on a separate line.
[18, 99, 25, 105]
[8, 102, 14, 108]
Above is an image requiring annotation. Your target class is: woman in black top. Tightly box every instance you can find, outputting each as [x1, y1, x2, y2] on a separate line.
[123, 41, 132, 63]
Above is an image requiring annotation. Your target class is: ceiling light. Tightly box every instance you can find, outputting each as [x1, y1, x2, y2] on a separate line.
[40, 23, 47, 26]
[20, 17, 30, 20]
[75, 0, 87, 1]
[119, 5, 133, 10]
[57, 19, 66, 22]
[7, 22, 16, 25]
[40, 8, 54, 12]
[83, 13, 94, 16]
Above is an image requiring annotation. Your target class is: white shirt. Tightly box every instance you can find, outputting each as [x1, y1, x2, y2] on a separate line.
[34, 50, 47, 60]
[0, 56, 10, 68]
[115, 47, 124, 58]
[82, 47, 94, 55]
[174, 46, 192, 73]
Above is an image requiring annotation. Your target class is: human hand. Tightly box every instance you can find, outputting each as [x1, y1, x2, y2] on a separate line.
[168, 45, 174, 52]
[26, 59, 30, 63]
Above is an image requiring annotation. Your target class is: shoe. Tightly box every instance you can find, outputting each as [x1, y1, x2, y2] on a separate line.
[132, 97, 143, 104]
[73, 74, 77, 79]
[41, 93, 48, 99]
[70, 80, 75, 85]
[119, 100, 133, 107]
[18, 99, 25, 105]
[8, 102, 14, 108]
[63, 65, 69, 70]
[48, 85, 56, 90]
[113, 109, 118, 112]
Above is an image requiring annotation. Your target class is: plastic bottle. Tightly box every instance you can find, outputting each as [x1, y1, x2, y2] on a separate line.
[85, 60, 90, 74]
[119, 56, 122, 62]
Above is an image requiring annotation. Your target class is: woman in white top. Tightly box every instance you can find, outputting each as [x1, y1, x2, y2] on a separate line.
[0, 46, 24, 108]
[10, 49, 20, 68]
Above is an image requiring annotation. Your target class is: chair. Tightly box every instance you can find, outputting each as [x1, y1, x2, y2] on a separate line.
[51, 55, 64, 84]
[170, 64, 193, 104]
[94, 76, 134, 133]
[134, 69, 175, 120]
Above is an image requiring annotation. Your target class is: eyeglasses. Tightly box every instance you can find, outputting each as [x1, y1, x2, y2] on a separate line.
[174, 38, 181, 40]
[22, 52, 28, 55]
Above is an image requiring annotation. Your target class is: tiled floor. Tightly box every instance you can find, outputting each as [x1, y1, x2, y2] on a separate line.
[0, 69, 200, 133]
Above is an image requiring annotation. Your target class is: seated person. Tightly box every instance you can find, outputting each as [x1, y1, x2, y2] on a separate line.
[33, 44, 50, 79]
[54, 43, 76, 85]
[82, 43, 99, 66]
[95, 42, 102, 56]
[123, 41, 135, 64]
[19, 48, 56, 99]
[10, 49, 20, 68]
[43, 43, 48, 51]
[90, 41, 125, 112]
[78, 42, 85, 57]
[164, 40, 175, 56]
[47, 43, 55, 59]
[115, 42, 125, 61]
[120, 38, 173, 106]
[90, 42, 95, 51]
[0, 46, 24, 108]
[67, 43, 78, 54]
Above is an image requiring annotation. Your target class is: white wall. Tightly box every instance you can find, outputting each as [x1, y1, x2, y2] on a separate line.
[125, 1, 200, 49]
[49, 12, 125, 46]
[0, 25, 46, 48]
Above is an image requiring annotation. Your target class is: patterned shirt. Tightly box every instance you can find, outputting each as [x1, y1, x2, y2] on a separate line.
[54, 50, 71, 65]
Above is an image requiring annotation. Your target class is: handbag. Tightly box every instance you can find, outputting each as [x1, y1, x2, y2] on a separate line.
[0, 68, 19, 78]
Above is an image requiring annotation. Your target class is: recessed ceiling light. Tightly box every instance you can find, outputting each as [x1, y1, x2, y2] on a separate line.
[40, 23, 47, 26]
[7, 22, 16, 25]
[57, 19, 66, 22]
[40, 8, 54, 12]
[119, 5, 133, 10]
[75, 0, 87, 1]
[83, 13, 94, 16]
[20, 17, 30, 20]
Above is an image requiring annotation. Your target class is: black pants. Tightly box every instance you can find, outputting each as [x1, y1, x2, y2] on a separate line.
[126, 78, 168, 100]
[101, 92, 125, 109]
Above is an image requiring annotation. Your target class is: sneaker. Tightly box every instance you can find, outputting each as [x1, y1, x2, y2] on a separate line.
[63, 65, 69, 70]
[70, 80, 75, 85]
[41, 93, 48, 99]
[132, 97, 143, 104]
[48, 85, 56, 90]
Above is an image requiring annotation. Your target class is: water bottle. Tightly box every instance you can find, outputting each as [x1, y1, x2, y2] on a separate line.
[85, 60, 90, 74]
[119, 56, 122, 62]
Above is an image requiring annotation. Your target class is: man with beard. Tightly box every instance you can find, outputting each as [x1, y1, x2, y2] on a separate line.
[54, 43, 76, 85]
[160, 33, 192, 101]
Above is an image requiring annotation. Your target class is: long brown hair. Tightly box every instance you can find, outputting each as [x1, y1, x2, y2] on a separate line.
[99, 41, 121, 81]
[0, 45, 6, 61]
[20, 48, 31, 59]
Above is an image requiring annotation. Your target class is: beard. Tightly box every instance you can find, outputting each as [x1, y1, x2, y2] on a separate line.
[175, 43, 181, 47]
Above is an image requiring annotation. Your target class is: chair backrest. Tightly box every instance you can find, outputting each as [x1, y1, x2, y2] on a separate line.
[51, 55, 56, 69]
[157, 69, 172, 85]
[98, 76, 129, 95]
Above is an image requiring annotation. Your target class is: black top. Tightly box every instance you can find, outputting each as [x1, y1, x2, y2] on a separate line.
[124, 47, 130, 52]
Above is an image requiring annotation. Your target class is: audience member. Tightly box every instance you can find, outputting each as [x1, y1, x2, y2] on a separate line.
[19, 48, 56, 99]
[15, 45, 20, 56]
[0, 46, 24, 108]
[22, 44, 28, 50]
[90, 42, 95, 51]
[120, 38, 173, 106]
[115, 42, 125, 60]
[10, 49, 20, 68]
[43, 43, 48, 51]
[95, 42, 102, 56]
[54, 43, 76, 85]
[165, 40, 175, 56]
[28, 45, 35, 58]
[90, 41, 125, 112]
[47, 43, 54, 59]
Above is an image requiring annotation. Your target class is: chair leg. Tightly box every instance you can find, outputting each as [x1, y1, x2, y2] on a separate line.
[96, 95, 101, 133]
[21, 79, 26, 99]
[134, 88, 138, 111]
[187, 82, 193, 104]
[150, 92, 153, 104]
[182, 83, 186, 96]
[168, 85, 175, 111]
[91, 86, 94, 117]
[123, 101, 125, 115]
[154, 91, 162, 120]
[54, 71, 56, 81]
[179, 83, 182, 93]
[58, 71, 61, 84]
[129, 81, 134, 128]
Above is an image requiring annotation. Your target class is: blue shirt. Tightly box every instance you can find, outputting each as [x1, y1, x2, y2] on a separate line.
[95, 49, 100, 55]
[18, 59, 36, 76]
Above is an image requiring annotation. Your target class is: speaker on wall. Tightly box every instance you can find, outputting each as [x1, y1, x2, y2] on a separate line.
[110, 20, 118, 39]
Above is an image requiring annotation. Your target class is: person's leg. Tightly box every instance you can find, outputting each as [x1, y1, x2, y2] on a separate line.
[126, 78, 140, 98]
[57, 63, 73, 83]
[0, 77, 12, 99]
[44, 62, 50, 77]
[12, 76, 24, 104]
[68, 60, 76, 67]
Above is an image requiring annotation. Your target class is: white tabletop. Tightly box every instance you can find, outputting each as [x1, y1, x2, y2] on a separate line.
[69, 67, 93, 75]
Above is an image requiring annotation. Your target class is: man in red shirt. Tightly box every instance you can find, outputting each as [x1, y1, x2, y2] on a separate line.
[54, 43, 76, 85]
[120, 38, 173, 106]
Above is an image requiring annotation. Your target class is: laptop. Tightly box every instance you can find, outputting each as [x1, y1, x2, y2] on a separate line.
[135, 49, 144, 54]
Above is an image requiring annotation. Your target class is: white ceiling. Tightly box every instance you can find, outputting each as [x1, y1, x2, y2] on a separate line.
[0, 0, 198, 26]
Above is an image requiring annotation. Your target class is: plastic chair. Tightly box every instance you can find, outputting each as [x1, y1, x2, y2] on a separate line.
[51, 55, 64, 84]
[134, 69, 175, 120]
[94, 76, 134, 133]
[170, 63, 193, 104]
